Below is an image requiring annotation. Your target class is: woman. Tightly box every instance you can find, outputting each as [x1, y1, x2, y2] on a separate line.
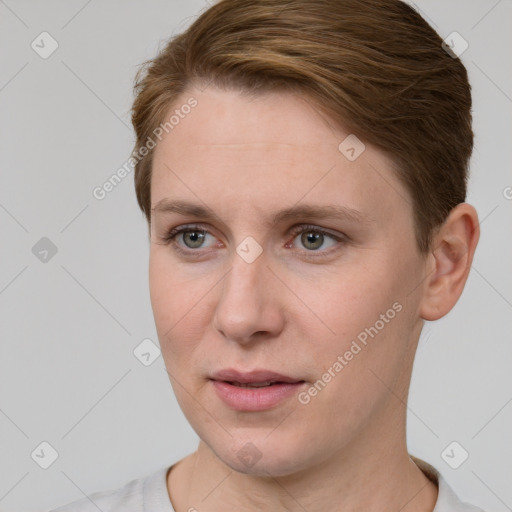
[50, 0, 484, 510]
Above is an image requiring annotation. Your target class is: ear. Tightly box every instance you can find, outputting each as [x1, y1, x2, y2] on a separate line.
[419, 203, 480, 321]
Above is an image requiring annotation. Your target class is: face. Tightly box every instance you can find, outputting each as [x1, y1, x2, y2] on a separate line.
[149, 86, 428, 476]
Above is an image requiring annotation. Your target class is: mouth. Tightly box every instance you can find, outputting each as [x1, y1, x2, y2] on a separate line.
[209, 369, 306, 411]
[226, 381, 296, 388]
[211, 368, 305, 385]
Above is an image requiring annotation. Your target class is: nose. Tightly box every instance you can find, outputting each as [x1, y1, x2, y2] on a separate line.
[212, 252, 285, 345]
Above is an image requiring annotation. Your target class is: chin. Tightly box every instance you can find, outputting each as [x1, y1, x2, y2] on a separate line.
[207, 433, 319, 478]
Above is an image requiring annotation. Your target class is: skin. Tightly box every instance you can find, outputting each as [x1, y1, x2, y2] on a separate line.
[148, 85, 480, 511]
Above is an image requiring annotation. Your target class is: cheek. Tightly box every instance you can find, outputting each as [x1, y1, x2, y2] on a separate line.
[291, 259, 397, 336]
[148, 252, 223, 410]
[149, 250, 202, 325]
[295, 251, 420, 378]
[314, 258, 421, 397]
[149, 254, 195, 353]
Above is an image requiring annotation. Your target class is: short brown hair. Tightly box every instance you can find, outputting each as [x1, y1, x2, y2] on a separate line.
[131, 0, 473, 253]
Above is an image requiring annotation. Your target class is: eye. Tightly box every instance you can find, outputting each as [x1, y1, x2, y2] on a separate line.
[163, 225, 218, 250]
[289, 225, 341, 252]
[159, 223, 345, 258]
[181, 229, 208, 249]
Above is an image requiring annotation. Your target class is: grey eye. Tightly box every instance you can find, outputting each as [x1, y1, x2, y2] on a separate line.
[182, 230, 207, 248]
[301, 231, 324, 250]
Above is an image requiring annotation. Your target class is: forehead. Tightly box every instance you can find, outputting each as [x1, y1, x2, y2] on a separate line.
[150, 86, 411, 227]
[153, 87, 344, 174]
[167, 86, 340, 146]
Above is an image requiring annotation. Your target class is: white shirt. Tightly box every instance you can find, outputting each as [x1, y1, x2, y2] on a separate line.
[48, 456, 486, 512]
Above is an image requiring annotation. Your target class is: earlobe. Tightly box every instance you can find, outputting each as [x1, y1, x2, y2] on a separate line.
[419, 203, 480, 321]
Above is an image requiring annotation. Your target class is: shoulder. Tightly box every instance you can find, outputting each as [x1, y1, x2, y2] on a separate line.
[436, 475, 487, 512]
[410, 455, 488, 512]
[47, 465, 172, 512]
[48, 477, 143, 512]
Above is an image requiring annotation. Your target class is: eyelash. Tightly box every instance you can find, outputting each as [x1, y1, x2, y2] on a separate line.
[160, 223, 346, 259]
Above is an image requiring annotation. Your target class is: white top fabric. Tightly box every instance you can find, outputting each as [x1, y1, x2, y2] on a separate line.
[48, 456, 486, 512]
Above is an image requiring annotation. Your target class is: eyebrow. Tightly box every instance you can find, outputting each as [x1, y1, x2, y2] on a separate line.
[151, 199, 371, 226]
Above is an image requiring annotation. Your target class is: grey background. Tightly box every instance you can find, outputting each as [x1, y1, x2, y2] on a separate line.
[0, 1, 510, 511]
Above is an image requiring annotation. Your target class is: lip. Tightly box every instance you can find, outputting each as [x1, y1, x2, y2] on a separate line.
[210, 369, 306, 411]
[211, 369, 303, 384]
